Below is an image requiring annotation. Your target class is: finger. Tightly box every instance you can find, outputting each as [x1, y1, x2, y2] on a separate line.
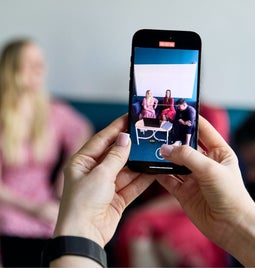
[66, 116, 128, 177]
[197, 145, 206, 154]
[77, 114, 128, 160]
[117, 173, 155, 207]
[115, 166, 156, 193]
[160, 144, 219, 175]
[198, 115, 230, 151]
[159, 115, 233, 174]
[94, 132, 131, 182]
[198, 115, 237, 165]
[115, 166, 141, 192]
[156, 174, 183, 195]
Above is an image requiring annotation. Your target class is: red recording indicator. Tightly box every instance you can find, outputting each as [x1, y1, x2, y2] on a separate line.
[159, 41, 175, 47]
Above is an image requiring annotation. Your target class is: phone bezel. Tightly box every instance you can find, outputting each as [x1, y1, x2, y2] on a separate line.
[127, 29, 202, 174]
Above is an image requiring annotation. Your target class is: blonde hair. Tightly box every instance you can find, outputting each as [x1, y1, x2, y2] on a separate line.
[0, 39, 49, 165]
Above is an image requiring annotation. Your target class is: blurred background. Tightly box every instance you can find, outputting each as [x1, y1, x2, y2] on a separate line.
[1, 0, 255, 108]
[0, 1, 254, 267]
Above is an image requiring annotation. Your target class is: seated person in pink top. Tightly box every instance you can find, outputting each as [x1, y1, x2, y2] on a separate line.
[0, 39, 94, 267]
[139, 90, 158, 119]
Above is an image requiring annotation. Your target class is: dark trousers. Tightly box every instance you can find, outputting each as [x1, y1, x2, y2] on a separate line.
[172, 121, 196, 147]
[0, 236, 48, 267]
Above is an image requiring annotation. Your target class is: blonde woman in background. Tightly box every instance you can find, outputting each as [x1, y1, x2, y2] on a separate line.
[0, 39, 93, 267]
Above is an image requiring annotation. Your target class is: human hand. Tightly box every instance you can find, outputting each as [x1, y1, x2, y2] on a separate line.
[54, 114, 155, 248]
[185, 120, 192, 126]
[35, 200, 59, 227]
[157, 115, 255, 266]
[178, 119, 185, 125]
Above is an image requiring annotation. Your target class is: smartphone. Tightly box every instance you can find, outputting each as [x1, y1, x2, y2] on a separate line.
[127, 29, 201, 174]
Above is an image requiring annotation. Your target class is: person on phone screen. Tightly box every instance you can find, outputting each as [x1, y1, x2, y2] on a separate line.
[139, 90, 158, 119]
[160, 89, 176, 122]
[45, 114, 255, 267]
[0, 38, 94, 267]
[173, 98, 196, 146]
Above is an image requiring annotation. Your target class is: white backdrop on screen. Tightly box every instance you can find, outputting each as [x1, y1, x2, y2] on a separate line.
[134, 64, 197, 98]
[0, 0, 255, 108]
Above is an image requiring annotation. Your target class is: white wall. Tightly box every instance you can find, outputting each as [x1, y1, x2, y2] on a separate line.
[0, 0, 255, 108]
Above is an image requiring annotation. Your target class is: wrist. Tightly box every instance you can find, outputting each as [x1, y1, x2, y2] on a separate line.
[223, 197, 255, 266]
[54, 220, 105, 248]
[42, 236, 107, 268]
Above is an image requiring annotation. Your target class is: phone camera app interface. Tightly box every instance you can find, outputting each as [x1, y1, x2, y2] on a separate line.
[129, 47, 200, 163]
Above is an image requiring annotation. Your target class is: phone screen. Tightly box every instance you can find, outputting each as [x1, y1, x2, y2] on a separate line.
[128, 29, 201, 174]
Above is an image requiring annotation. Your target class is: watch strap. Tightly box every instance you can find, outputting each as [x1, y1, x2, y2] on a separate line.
[41, 236, 107, 267]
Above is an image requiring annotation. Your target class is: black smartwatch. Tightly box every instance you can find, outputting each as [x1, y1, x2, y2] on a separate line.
[41, 236, 107, 267]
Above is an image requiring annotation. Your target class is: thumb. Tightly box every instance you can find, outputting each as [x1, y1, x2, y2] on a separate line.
[160, 144, 215, 175]
[97, 132, 131, 180]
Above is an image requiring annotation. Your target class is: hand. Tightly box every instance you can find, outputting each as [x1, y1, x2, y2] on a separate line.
[178, 119, 185, 125]
[35, 200, 59, 227]
[157, 115, 255, 266]
[54, 114, 155, 248]
[185, 120, 192, 126]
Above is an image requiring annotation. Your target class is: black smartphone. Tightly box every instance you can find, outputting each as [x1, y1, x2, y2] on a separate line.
[127, 29, 201, 174]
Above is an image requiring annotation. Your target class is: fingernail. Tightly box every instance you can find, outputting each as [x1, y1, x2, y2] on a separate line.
[160, 144, 174, 156]
[116, 132, 130, 147]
